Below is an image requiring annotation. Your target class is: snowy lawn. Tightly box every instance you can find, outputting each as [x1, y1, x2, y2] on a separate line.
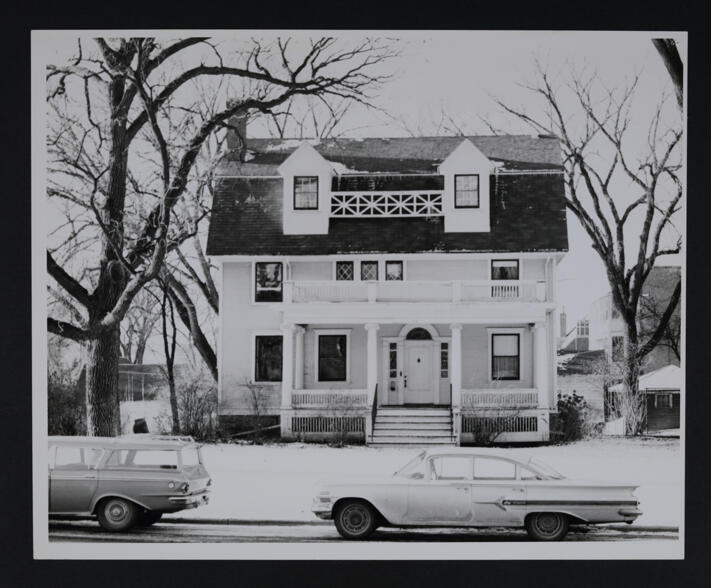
[164, 437, 681, 527]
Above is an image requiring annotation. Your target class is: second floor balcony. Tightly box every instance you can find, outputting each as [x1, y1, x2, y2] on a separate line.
[283, 279, 548, 304]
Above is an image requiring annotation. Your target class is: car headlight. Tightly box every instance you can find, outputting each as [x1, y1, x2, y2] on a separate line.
[180, 482, 190, 494]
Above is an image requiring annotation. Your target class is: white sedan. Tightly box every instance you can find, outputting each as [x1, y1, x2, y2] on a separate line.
[312, 449, 642, 541]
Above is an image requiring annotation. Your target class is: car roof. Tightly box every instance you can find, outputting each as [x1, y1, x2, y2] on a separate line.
[421, 447, 532, 462]
[47, 435, 198, 450]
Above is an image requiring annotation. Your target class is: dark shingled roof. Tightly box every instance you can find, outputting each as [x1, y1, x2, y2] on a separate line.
[207, 174, 568, 256]
[207, 135, 567, 256]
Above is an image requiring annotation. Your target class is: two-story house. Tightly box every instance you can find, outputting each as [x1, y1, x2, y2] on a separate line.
[206, 129, 568, 446]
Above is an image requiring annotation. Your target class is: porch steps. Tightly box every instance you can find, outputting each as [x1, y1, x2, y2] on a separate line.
[370, 407, 455, 447]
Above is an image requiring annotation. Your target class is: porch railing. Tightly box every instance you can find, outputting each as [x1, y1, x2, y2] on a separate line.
[291, 389, 368, 408]
[461, 388, 539, 408]
[286, 280, 547, 304]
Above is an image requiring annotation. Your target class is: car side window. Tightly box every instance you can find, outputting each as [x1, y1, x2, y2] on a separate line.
[473, 457, 517, 480]
[105, 449, 179, 469]
[430, 456, 473, 480]
[53, 446, 102, 470]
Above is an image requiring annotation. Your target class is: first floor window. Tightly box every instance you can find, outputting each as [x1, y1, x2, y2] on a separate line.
[440, 342, 449, 378]
[255, 262, 283, 302]
[294, 176, 318, 209]
[318, 333, 348, 381]
[654, 393, 673, 409]
[454, 174, 479, 208]
[492, 333, 520, 380]
[255, 335, 283, 382]
[491, 259, 519, 280]
[336, 261, 354, 281]
[385, 260, 403, 281]
[361, 260, 378, 281]
[389, 342, 398, 379]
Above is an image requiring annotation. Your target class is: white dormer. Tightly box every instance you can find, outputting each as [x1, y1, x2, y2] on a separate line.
[438, 139, 494, 233]
[278, 142, 334, 235]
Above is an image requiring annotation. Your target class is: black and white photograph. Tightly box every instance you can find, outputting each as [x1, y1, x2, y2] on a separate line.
[31, 29, 686, 560]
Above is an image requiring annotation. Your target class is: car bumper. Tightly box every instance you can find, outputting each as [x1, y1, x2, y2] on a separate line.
[168, 492, 210, 509]
[312, 503, 334, 520]
[618, 507, 643, 519]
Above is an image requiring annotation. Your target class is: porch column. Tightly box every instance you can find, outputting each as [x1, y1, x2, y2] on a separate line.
[294, 325, 305, 390]
[281, 323, 295, 408]
[533, 322, 549, 409]
[365, 323, 380, 405]
[450, 323, 463, 408]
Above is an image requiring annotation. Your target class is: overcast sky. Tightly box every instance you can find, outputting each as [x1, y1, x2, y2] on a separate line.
[39, 30, 685, 362]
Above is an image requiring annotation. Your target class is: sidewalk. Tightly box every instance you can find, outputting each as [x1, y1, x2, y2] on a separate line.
[161, 437, 681, 528]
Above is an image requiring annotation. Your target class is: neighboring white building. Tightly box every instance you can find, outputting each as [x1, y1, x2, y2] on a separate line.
[206, 131, 568, 445]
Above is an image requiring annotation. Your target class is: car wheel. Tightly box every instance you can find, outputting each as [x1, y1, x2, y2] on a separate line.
[96, 497, 140, 532]
[525, 512, 570, 541]
[334, 500, 378, 540]
[137, 511, 163, 526]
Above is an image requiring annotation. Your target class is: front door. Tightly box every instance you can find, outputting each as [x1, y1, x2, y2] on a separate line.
[404, 341, 433, 404]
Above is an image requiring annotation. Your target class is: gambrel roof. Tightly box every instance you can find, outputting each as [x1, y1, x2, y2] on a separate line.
[206, 135, 568, 256]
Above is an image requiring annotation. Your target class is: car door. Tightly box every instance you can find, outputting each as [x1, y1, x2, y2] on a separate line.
[403, 456, 474, 524]
[49, 445, 100, 513]
[470, 456, 527, 525]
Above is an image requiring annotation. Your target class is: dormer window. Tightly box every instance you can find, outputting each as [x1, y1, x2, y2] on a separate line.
[454, 174, 479, 208]
[294, 176, 319, 210]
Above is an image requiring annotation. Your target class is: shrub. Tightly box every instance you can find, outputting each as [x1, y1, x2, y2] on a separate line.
[550, 392, 593, 443]
[155, 367, 218, 441]
[48, 372, 86, 436]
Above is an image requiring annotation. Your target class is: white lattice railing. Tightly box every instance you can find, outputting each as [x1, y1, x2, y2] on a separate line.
[285, 280, 547, 303]
[330, 191, 443, 217]
[291, 389, 368, 408]
[461, 388, 539, 408]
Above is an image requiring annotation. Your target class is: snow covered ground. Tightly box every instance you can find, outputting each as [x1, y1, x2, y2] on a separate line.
[164, 437, 681, 527]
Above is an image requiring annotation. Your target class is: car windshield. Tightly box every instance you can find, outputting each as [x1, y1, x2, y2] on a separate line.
[393, 451, 427, 478]
[527, 457, 565, 480]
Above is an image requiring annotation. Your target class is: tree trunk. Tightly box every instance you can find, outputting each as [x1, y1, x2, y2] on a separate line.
[621, 324, 644, 436]
[85, 325, 122, 436]
[167, 364, 179, 435]
[83, 76, 131, 436]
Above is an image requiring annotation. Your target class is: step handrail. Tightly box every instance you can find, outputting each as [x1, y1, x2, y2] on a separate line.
[370, 383, 378, 443]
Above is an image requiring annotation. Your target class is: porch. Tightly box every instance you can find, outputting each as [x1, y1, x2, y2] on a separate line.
[277, 320, 553, 444]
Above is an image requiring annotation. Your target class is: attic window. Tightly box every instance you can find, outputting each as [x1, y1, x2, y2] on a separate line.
[294, 176, 318, 210]
[454, 174, 479, 208]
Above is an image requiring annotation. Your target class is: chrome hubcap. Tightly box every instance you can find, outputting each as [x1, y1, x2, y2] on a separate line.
[534, 514, 562, 536]
[341, 505, 370, 534]
[106, 501, 128, 522]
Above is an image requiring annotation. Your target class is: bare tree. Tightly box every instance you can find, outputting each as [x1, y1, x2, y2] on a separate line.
[120, 288, 160, 364]
[639, 289, 681, 362]
[495, 63, 682, 434]
[653, 39, 683, 110]
[46, 36, 397, 435]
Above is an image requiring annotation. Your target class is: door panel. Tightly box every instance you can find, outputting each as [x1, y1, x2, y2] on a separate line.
[470, 483, 527, 525]
[50, 468, 98, 513]
[405, 481, 473, 524]
[404, 342, 433, 403]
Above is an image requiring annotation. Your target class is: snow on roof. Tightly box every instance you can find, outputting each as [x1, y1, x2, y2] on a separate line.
[609, 364, 681, 393]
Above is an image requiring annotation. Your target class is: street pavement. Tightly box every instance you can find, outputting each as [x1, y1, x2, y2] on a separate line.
[48, 518, 679, 543]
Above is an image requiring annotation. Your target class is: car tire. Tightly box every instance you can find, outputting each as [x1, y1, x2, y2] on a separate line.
[137, 510, 163, 526]
[96, 497, 140, 532]
[525, 512, 570, 541]
[334, 500, 378, 540]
